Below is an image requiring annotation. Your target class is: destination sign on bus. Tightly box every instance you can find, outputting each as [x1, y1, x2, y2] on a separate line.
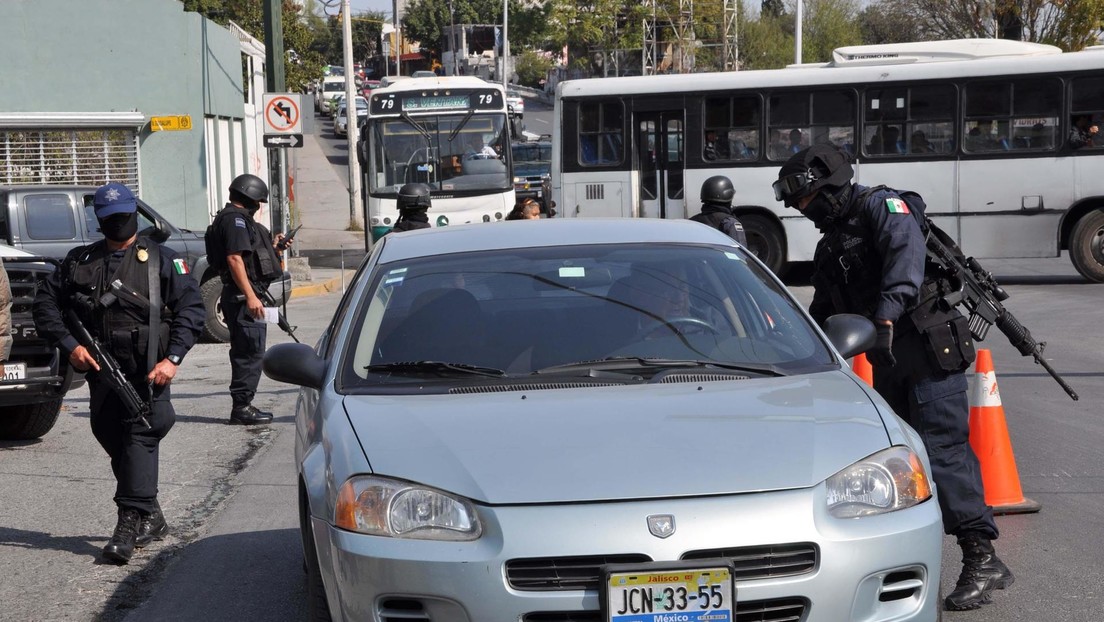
[370, 89, 503, 115]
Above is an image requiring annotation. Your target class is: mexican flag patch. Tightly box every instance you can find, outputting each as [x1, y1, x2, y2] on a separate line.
[172, 258, 190, 275]
[886, 197, 910, 214]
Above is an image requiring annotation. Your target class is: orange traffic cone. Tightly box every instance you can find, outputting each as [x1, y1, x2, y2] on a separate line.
[968, 349, 1041, 515]
[851, 353, 873, 387]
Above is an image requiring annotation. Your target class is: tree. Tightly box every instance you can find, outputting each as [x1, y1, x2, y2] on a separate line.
[515, 50, 555, 86]
[738, 3, 795, 69]
[903, 0, 1104, 51]
[547, 0, 645, 75]
[762, 0, 786, 19]
[801, 0, 862, 63]
[859, 1, 931, 45]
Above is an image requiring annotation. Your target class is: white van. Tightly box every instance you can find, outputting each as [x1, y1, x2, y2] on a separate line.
[315, 76, 346, 113]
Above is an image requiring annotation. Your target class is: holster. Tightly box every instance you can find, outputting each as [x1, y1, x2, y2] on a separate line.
[908, 279, 976, 372]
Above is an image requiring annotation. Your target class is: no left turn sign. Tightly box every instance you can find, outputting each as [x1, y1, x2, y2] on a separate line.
[263, 93, 303, 134]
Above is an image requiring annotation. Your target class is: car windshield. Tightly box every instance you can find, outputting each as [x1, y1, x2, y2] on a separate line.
[324, 81, 345, 92]
[512, 142, 551, 176]
[341, 243, 835, 390]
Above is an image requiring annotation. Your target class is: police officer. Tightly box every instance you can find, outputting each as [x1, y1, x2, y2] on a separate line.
[32, 182, 204, 564]
[691, 175, 746, 246]
[206, 174, 289, 425]
[773, 144, 1012, 611]
[389, 183, 432, 233]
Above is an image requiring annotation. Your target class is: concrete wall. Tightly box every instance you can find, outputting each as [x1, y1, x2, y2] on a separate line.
[0, 0, 248, 231]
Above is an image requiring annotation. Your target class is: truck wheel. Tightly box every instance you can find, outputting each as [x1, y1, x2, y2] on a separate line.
[0, 399, 63, 440]
[740, 213, 787, 276]
[200, 278, 232, 343]
[1069, 209, 1104, 283]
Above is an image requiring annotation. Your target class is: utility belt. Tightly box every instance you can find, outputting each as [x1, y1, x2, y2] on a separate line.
[905, 278, 976, 373]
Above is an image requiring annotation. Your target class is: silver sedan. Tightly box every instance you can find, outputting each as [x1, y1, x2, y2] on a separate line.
[265, 219, 943, 622]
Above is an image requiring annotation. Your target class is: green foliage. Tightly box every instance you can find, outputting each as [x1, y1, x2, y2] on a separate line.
[738, 6, 794, 70]
[859, 1, 931, 45]
[547, 0, 645, 74]
[515, 50, 554, 86]
[762, 0, 786, 19]
[801, 0, 862, 63]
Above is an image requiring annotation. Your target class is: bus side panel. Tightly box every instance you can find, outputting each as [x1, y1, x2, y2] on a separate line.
[854, 159, 960, 241]
[561, 172, 632, 218]
[958, 157, 1069, 258]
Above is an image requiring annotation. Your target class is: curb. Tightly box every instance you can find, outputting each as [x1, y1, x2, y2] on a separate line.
[289, 270, 355, 299]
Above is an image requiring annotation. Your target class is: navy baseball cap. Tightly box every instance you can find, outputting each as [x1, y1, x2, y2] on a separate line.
[93, 182, 138, 218]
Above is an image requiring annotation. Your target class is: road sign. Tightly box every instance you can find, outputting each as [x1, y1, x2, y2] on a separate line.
[263, 134, 304, 148]
[150, 115, 192, 131]
[262, 93, 303, 134]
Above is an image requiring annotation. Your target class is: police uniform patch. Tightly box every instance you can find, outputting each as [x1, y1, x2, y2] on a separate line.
[173, 258, 190, 274]
[885, 197, 910, 214]
[235, 217, 247, 228]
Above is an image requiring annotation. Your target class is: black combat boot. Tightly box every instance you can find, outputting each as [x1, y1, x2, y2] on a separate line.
[135, 505, 169, 548]
[102, 508, 141, 564]
[230, 404, 273, 425]
[944, 532, 1014, 611]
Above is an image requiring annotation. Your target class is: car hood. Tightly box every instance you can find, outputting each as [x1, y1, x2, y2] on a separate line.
[344, 371, 891, 504]
[513, 163, 550, 177]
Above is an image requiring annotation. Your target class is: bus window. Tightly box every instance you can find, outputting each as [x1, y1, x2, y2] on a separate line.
[767, 89, 854, 161]
[1070, 76, 1104, 150]
[866, 85, 954, 156]
[703, 96, 759, 162]
[579, 101, 624, 166]
[963, 79, 1059, 153]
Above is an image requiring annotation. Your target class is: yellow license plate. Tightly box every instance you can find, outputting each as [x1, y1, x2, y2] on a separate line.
[605, 564, 734, 622]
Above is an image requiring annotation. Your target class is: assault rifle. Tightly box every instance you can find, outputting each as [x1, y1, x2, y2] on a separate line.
[235, 287, 300, 343]
[65, 307, 153, 429]
[924, 222, 1079, 401]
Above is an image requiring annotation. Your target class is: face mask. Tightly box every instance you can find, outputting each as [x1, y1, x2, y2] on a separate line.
[99, 213, 138, 241]
[800, 185, 850, 230]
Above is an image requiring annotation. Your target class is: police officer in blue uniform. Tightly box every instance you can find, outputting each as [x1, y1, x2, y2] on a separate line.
[773, 144, 1013, 611]
[33, 182, 204, 564]
[205, 174, 289, 425]
[389, 183, 432, 233]
[691, 176, 746, 246]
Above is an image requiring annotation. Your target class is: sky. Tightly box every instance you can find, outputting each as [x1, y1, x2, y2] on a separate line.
[349, 0, 394, 17]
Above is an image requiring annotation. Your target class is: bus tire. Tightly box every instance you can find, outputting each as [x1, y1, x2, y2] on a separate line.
[1069, 209, 1104, 283]
[740, 213, 786, 276]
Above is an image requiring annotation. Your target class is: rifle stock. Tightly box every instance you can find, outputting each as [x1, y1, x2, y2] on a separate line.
[925, 223, 1079, 401]
[65, 309, 153, 428]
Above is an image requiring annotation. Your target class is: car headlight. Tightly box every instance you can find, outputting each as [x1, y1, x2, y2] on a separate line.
[335, 475, 482, 540]
[826, 446, 932, 518]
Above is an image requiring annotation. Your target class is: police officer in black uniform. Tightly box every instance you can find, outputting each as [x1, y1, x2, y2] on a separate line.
[33, 182, 204, 564]
[691, 176, 747, 246]
[389, 183, 432, 233]
[206, 174, 289, 425]
[773, 144, 1013, 611]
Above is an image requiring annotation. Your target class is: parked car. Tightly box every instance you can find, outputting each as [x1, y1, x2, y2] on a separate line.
[0, 185, 291, 343]
[315, 76, 346, 114]
[264, 219, 942, 622]
[334, 97, 369, 137]
[1, 244, 78, 440]
[511, 138, 553, 215]
[506, 89, 525, 117]
[359, 79, 381, 99]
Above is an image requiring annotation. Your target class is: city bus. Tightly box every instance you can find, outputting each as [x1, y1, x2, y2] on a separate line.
[552, 39, 1104, 280]
[360, 76, 515, 241]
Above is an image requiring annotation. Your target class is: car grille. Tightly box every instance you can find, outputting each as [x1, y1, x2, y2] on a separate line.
[3, 263, 46, 315]
[523, 598, 808, 622]
[507, 544, 817, 592]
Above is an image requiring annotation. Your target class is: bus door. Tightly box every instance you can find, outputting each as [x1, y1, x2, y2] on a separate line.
[636, 112, 685, 219]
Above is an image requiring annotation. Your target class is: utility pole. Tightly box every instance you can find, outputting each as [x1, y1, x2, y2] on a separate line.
[263, 0, 288, 236]
[502, 0, 509, 92]
[794, 0, 803, 65]
[449, 0, 458, 76]
[393, 0, 401, 76]
[342, 0, 363, 229]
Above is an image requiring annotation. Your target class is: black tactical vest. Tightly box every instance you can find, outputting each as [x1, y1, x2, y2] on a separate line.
[810, 199, 883, 318]
[207, 205, 282, 285]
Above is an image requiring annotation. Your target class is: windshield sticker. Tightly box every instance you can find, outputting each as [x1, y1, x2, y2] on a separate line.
[559, 266, 586, 278]
[724, 252, 744, 262]
[383, 268, 407, 286]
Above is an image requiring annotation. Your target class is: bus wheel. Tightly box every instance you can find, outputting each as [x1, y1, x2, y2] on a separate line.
[741, 214, 786, 275]
[1069, 209, 1104, 283]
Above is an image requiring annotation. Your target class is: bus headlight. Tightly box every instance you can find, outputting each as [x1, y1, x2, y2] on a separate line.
[826, 446, 932, 518]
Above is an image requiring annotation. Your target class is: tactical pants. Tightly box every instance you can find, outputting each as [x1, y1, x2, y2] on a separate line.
[222, 285, 267, 408]
[89, 377, 174, 515]
[872, 323, 999, 540]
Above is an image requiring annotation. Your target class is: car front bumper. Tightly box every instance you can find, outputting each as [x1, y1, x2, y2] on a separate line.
[312, 484, 942, 622]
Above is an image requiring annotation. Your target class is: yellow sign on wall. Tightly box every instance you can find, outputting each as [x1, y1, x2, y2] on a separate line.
[150, 115, 192, 131]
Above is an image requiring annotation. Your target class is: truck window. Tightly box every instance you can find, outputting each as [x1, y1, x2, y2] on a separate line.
[24, 194, 76, 240]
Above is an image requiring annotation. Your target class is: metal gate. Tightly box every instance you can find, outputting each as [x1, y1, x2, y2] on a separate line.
[0, 128, 140, 190]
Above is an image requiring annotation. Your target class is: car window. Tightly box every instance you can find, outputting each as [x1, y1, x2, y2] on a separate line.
[82, 199, 153, 239]
[24, 194, 76, 240]
[342, 244, 832, 390]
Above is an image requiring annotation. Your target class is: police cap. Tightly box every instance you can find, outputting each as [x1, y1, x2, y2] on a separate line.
[93, 182, 138, 219]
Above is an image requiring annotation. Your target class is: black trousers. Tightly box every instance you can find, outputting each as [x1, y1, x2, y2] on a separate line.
[222, 285, 267, 409]
[872, 324, 998, 540]
[89, 377, 174, 515]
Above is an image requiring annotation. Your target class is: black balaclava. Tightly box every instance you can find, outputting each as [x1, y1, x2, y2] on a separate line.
[803, 184, 852, 230]
[99, 212, 138, 242]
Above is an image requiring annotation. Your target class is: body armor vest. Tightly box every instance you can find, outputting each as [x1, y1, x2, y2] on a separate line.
[810, 199, 882, 318]
[207, 206, 282, 286]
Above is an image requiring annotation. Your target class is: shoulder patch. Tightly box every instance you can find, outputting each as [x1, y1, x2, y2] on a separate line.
[885, 197, 910, 214]
[234, 217, 247, 228]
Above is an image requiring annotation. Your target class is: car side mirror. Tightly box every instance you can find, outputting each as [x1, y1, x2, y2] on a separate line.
[150, 217, 171, 243]
[822, 313, 877, 360]
[263, 343, 326, 390]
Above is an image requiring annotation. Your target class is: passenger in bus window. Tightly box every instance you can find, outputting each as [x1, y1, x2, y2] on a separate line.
[788, 129, 804, 154]
[883, 126, 903, 154]
[1069, 114, 1099, 150]
[910, 130, 934, 154]
[704, 130, 729, 161]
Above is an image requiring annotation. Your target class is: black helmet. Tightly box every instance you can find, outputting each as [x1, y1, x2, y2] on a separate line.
[229, 174, 269, 203]
[701, 175, 735, 204]
[397, 183, 432, 211]
[773, 144, 853, 207]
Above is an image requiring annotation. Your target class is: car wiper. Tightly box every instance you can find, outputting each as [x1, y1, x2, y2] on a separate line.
[535, 357, 786, 377]
[366, 361, 506, 378]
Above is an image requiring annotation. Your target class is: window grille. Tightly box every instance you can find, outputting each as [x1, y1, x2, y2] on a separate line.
[0, 129, 139, 190]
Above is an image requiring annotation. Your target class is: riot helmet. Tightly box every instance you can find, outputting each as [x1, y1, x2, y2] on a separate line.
[772, 144, 853, 208]
[700, 175, 735, 205]
[229, 174, 270, 203]
[397, 183, 432, 211]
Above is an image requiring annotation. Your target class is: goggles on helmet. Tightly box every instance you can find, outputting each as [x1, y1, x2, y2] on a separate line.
[772, 170, 815, 202]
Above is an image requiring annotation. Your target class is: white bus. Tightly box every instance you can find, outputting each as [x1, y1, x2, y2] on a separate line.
[552, 39, 1104, 280]
[360, 76, 515, 241]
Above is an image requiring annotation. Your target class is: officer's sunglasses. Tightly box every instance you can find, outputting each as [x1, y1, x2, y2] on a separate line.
[772, 171, 813, 202]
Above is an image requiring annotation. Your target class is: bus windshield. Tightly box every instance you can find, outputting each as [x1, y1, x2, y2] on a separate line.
[369, 114, 510, 195]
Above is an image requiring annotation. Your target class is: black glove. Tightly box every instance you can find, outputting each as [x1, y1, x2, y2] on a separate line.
[868, 322, 896, 368]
